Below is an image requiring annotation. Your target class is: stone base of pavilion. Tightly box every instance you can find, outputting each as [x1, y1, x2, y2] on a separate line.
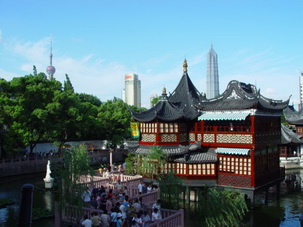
[58, 172, 184, 227]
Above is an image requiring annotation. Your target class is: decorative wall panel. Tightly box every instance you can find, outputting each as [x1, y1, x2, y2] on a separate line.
[189, 133, 196, 142]
[203, 134, 215, 143]
[161, 134, 177, 142]
[217, 134, 252, 144]
[141, 134, 156, 142]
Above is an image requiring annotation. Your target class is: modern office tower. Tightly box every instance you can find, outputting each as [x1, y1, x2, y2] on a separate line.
[206, 45, 219, 99]
[299, 72, 303, 110]
[46, 38, 56, 80]
[124, 73, 141, 108]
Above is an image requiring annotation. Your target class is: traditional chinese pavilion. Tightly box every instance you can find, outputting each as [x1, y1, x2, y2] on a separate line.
[130, 60, 289, 203]
[280, 106, 303, 168]
[284, 106, 303, 137]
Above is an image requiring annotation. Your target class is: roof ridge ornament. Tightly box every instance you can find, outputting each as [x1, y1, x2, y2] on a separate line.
[227, 89, 241, 99]
[162, 87, 167, 96]
[160, 87, 168, 101]
[183, 59, 188, 73]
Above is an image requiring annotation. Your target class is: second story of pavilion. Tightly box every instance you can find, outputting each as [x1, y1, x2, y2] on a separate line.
[191, 80, 289, 149]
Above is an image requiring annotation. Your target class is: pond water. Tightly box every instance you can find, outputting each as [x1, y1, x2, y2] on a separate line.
[0, 170, 303, 226]
[0, 173, 55, 227]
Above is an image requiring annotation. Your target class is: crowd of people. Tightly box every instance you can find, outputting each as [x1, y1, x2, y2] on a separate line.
[77, 181, 162, 227]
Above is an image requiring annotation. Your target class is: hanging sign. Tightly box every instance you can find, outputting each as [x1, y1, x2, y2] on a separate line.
[130, 121, 140, 139]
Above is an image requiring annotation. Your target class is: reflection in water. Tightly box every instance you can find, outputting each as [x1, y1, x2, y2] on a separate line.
[250, 169, 303, 227]
[0, 208, 8, 224]
[44, 191, 53, 211]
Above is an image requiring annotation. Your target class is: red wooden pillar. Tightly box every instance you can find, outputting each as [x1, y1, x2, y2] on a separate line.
[251, 151, 255, 188]
[250, 115, 256, 188]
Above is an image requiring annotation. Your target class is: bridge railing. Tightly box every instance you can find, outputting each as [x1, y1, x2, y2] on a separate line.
[62, 205, 103, 224]
[129, 189, 159, 205]
[79, 176, 111, 189]
[148, 209, 184, 227]
[78, 174, 143, 197]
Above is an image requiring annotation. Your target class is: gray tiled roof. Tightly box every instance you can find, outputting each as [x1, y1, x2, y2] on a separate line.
[124, 140, 139, 151]
[134, 144, 189, 157]
[168, 72, 202, 119]
[131, 94, 186, 122]
[198, 80, 289, 111]
[281, 124, 303, 144]
[131, 72, 202, 122]
[174, 149, 217, 164]
[284, 106, 303, 125]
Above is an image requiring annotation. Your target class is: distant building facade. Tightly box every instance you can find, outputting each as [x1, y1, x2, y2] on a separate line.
[124, 73, 141, 108]
[206, 46, 219, 99]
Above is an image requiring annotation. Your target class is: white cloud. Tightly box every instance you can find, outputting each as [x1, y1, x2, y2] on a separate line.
[2, 38, 129, 101]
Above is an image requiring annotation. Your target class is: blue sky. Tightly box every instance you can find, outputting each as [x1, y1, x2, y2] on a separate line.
[0, 0, 302, 108]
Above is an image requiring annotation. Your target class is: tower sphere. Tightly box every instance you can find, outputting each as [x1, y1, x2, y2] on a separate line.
[46, 65, 56, 75]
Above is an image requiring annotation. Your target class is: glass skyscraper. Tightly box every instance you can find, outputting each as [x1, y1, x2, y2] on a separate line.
[206, 46, 219, 99]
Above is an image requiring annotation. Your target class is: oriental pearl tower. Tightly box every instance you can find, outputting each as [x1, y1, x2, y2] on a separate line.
[46, 38, 56, 80]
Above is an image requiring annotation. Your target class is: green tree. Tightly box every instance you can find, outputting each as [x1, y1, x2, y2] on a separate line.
[0, 78, 9, 157]
[1, 74, 61, 153]
[46, 90, 83, 149]
[75, 93, 101, 140]
[63, 74, 74, 92]
[51, 146, 94, 224]
[97, 98, 132, 146]
[150, 95, 160, 107]
[78, 93, 102, 107]
[159, 172, 183, 210]
[197, 188, 248, 227]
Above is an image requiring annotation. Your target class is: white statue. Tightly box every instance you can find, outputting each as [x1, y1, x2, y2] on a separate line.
[44, 160, 54, 188]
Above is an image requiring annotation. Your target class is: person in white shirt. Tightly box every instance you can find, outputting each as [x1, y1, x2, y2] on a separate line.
[82, 214, 93, 227]
[119, 203, 127, 221]
[151, 208, 161, 222]
[138, 181, 143, 194]
[147, 185, 152, 193]
[82, 187, 91, 206]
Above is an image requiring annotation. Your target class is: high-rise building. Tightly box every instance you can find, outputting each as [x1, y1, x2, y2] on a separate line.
[46, 37, 56, 80]
[206, 45, 219, 99]
[299, 72, 303, 110]
[124, 73, 141, 108]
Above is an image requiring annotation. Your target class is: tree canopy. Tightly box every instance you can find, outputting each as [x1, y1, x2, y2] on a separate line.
[0, 74, 135, 158]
